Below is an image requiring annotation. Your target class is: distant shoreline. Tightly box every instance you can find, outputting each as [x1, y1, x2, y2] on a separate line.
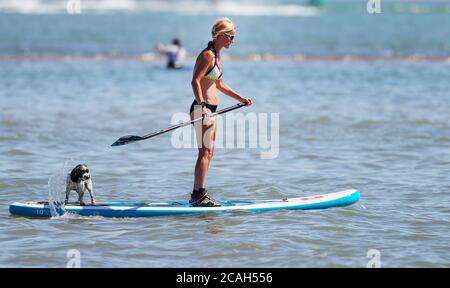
[1, 53, 449, 63]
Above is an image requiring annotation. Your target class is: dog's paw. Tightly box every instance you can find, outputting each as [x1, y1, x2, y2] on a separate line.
[79, 201, 86, 206]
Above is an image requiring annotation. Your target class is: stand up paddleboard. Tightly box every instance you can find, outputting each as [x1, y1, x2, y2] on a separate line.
[9, 189, 360, 218]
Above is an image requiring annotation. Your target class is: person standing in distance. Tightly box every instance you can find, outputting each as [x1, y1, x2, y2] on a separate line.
[156, 38, 186, 69]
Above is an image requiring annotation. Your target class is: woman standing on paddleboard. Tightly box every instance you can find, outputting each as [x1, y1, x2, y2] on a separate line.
[189, 18, 252, 207]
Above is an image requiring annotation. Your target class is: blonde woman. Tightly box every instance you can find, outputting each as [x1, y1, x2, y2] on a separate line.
[189, 17, 253, 206]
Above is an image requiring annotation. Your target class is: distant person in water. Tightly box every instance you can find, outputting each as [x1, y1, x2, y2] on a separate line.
[156, 38, 186, 69]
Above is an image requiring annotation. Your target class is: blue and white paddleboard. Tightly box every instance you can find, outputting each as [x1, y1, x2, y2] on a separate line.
[9, 189, 360, 218]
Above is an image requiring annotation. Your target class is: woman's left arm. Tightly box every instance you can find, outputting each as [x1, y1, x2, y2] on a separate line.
[216, 79, 253, 105]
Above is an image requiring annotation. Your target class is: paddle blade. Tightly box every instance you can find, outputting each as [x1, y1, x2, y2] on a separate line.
[111, 135, 144, 146]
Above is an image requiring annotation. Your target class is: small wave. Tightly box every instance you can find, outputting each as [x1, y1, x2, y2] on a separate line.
[0, 0, 318, 16]
[50, 212, 141, 222]
[6, 148, 34, 157]
[1, 118, 23, 127]
[50, 212, 106, 221]
[438, 136, 450, 143]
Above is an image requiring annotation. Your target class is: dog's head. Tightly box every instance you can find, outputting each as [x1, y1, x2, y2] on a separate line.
[70, 164, 91, 182]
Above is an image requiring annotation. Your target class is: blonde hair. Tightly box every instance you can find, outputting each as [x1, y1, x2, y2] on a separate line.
[211, 17, 235, 39]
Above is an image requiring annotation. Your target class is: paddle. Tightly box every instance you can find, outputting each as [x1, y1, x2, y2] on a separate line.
[111, 102, 246, 147]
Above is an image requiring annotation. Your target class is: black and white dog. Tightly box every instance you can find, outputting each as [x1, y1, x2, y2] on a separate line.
[65, 164, 95, 206]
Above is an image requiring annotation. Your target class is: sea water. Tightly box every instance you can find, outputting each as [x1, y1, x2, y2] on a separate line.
[0, 0, 449, 267]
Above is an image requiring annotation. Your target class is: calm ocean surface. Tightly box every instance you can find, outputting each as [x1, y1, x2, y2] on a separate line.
[0, 0, 449, 267]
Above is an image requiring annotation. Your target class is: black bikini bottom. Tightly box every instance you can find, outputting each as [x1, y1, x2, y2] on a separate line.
[189, 100, 218, 114]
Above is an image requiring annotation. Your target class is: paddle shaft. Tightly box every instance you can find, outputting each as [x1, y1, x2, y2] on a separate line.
[140, 103, 246, 141]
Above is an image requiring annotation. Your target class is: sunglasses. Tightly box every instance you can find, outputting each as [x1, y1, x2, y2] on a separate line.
[223, 32, 235, 41]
